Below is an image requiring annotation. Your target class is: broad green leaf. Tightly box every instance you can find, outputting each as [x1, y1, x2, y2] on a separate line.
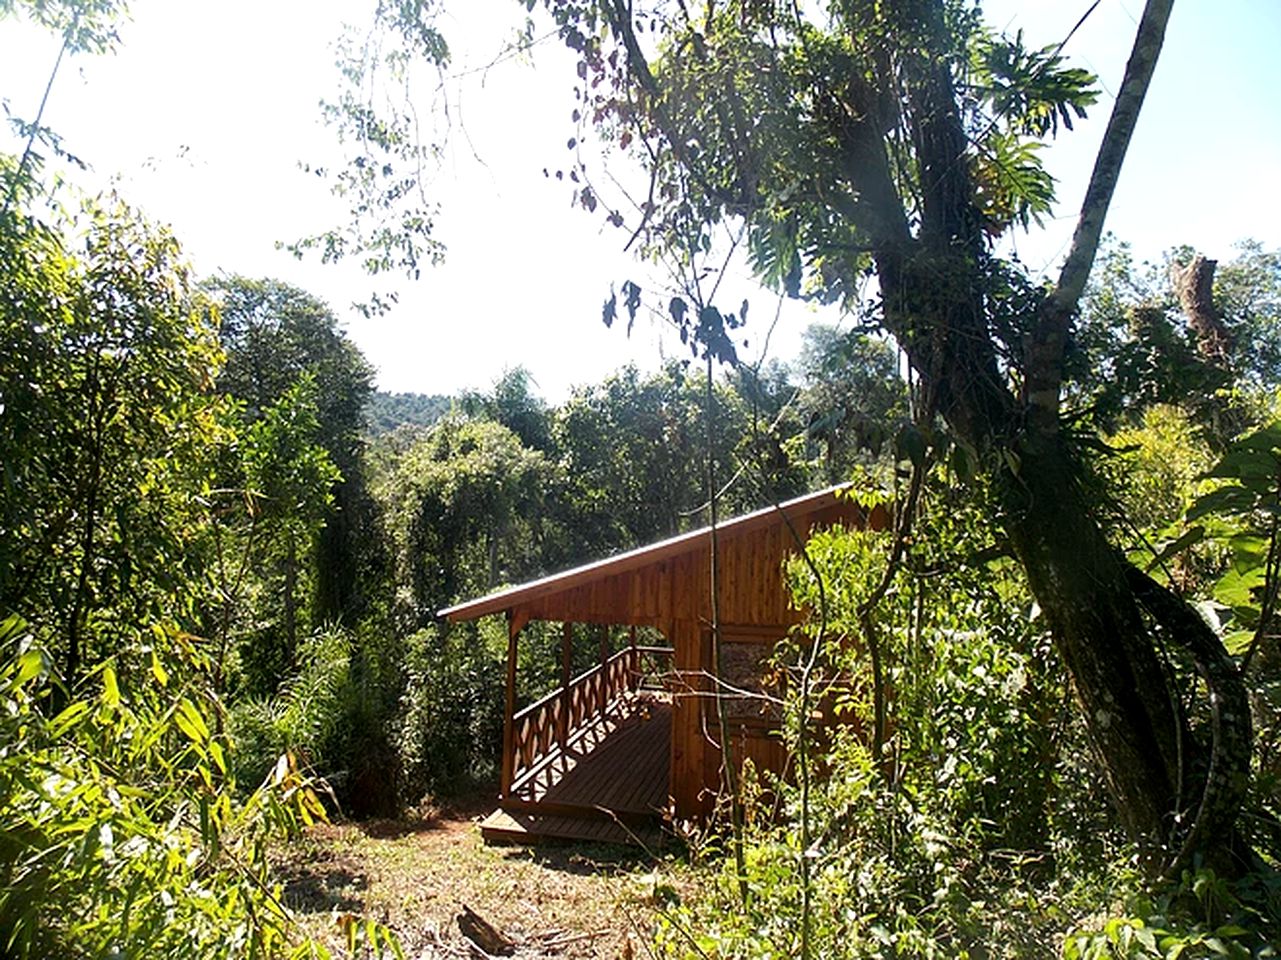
[1134, 926, 1156, 952]
[1205, 450, 1274, 482]
[1227, 532, 1269, 562]
[1187, 485, 1256, 521]
[1223, 629, 1254, 655]
[951, 443, 977, 484]
[1212, 566, 1266, 609]
[1238, 471, 1281, 496]
[896, 424, 927, 468]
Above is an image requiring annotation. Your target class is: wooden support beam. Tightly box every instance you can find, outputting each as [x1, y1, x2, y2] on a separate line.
[599, 626, 609, 718]
[501, 611, 521, 799]
[628, 625, 638, 691]
[559, 621, 572, 748]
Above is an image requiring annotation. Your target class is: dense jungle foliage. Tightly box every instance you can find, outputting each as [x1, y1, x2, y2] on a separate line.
[2, 0, 1280, 957]
[3, 174, 1278, 955]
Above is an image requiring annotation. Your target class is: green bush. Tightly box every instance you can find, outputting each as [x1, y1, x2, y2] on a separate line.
[228, 625, 352, 792]
[394, 620, 506, 805]
[651, 484, 1126, 958]
[1064, 868, 1281, 959]
[227, 622, 407, 817]
[0, 616, 334, 959]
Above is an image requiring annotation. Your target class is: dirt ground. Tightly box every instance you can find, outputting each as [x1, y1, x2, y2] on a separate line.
[276, 793, 688, 959]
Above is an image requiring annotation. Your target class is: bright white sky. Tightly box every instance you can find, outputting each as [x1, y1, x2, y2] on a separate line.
[1, 0, 1278, 400]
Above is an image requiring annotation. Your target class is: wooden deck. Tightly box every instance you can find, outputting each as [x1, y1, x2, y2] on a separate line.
[479, 808, 668, 848]
[481, 693, 671, 845]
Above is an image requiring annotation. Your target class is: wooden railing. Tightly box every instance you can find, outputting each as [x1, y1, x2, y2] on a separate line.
[632, 645, 674, 692]
[507, 645, 673, 796]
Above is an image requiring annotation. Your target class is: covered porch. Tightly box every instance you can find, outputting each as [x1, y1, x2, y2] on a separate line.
[439, 485, 879, 845]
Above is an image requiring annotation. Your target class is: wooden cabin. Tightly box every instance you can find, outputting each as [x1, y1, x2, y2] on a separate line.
[440, 485, 881, 844]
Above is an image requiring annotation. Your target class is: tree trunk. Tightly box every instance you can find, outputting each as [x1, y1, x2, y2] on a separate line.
[869, 0, 1253, 873]
[879, 242, 1253, 873]
[1172, 254, 1232, 364]
[981, 424, 1250, 874]
[883, 262, 1253, 872]
[1000, 436, 1184, 851]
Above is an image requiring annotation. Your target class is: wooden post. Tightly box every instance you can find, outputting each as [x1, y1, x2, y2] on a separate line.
[559, 621, 572, 748]
[629, 625, 638, 691]
[599, 626, 609, 718]
[501, 612, 521, 800]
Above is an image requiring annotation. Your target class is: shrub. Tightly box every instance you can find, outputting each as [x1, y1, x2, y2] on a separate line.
[228, 625, 352, 792]
[0, 616, 332, 959]
[394, 620, 505, 805]
[1064, 868, 1281, 959]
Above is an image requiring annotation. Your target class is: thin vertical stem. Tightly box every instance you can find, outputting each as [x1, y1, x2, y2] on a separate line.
[795, 537, 828, 960]
[2, 17, 75, 218]
[706, 352, 748, 903]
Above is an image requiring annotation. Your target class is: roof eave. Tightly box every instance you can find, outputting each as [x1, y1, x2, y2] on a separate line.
[437, 484, 856, 623]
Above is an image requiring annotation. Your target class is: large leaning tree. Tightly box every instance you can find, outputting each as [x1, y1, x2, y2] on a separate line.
[340, 0, 1252, 874]
[547, 0, 1256, 876]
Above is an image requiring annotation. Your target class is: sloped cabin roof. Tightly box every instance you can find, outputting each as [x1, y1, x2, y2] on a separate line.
[439, 485, 878, 629]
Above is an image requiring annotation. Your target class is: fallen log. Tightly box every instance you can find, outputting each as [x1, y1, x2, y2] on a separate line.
[456, 904, 516, 957]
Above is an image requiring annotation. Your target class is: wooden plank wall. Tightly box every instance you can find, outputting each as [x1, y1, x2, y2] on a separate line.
[669, 618, 705, 817]
[672, 624, 791, 817]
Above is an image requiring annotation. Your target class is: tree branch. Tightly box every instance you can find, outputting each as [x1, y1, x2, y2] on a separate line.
[1025, 0, 1176, 432]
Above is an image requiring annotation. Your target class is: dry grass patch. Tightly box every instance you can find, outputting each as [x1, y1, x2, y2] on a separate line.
[275, 795, 688, 959]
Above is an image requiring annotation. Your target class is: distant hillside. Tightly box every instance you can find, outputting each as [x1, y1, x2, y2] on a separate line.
[364, 391, 452, 436]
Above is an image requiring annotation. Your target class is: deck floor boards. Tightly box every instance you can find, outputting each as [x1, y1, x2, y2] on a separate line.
[532, 697, 670, 814]
[488, 694, 670, 845]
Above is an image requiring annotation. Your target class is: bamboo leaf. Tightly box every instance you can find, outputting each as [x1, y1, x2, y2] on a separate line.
[1145, 525, 1205, 572]
[150, 651, 169, 688]
[15, 649, 43, 687]
[102, 666, 120, 708]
